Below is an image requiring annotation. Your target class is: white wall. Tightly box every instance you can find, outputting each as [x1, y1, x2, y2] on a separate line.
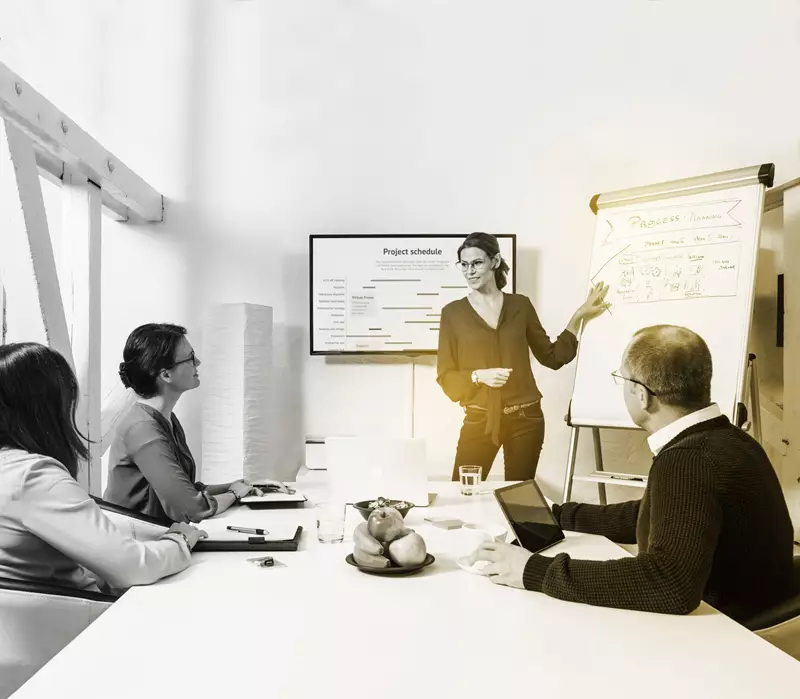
[2, 0, 799, 501]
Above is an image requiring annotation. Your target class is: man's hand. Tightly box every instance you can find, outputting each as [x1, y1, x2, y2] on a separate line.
[467, 540, 534, 589]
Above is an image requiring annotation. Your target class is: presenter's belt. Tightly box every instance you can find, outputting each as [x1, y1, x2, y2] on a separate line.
[465, 400, 540, 415]
[465, 399, 540, 446]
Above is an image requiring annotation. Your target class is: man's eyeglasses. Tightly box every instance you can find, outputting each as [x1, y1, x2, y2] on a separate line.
[171, 351, 199, 369]
[610, 371, 658, 396]
[455, 259, 489, 273]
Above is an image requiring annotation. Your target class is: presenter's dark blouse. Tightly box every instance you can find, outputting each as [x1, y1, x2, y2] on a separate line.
[436, 294, 578, 444]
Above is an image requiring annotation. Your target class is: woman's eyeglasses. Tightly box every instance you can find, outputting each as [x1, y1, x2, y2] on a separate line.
[455, 259, 489, 273]
[610, 371, 659, 396]
[171, 351, 199, 368]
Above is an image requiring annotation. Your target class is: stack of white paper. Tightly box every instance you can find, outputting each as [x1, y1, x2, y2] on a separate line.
[201, 303, 273, 484]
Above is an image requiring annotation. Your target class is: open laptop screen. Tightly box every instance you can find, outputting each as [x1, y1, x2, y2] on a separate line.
[493, 480, 565, 554]
[324, 437, 432, 507]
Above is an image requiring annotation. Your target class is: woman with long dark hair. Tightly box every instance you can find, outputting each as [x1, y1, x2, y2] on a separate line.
[437, 232, 608, 482]
[105, 323, 288, 524]
[0, 343, 203, 593]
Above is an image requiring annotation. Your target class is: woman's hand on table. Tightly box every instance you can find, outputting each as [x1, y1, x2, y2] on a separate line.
[166, 522, 208, 550]
[227, 480, 254, 500]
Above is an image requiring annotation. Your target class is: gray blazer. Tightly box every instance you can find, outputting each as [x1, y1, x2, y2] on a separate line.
[104, 403, 217, 524]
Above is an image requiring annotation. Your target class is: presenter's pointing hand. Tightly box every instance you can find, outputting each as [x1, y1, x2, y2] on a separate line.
[575, 282, 610, 322]
[475, 368, 512, 388]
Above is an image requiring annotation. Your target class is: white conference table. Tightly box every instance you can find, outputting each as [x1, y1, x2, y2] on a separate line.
[13, 472, 800, 698]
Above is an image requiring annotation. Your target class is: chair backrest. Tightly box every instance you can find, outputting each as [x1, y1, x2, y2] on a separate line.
[0, 578, 114, 699]
[749, 556, 800, 661]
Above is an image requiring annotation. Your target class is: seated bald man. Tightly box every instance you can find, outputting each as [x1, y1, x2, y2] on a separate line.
[469, 325, 796, 622]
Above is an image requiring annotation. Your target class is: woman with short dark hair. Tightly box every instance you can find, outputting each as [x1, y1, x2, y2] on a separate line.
[0, 342, 203, 593]
[104, 323, 288, 524]
[437, 232, 609, 481]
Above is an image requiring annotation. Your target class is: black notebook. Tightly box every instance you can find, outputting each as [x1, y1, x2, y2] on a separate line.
[92, 496, 304, 552]
[193, 526, 304, 552]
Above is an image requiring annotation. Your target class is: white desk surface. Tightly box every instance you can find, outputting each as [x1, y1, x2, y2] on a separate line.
[13, 473, 800, 698]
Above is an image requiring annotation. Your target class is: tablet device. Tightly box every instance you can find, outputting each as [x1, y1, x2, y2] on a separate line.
[493, 480, 565, 554]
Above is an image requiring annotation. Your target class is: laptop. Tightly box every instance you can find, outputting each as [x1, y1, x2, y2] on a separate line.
[325, 436, 436, 507]
[493, 480, 565, 554]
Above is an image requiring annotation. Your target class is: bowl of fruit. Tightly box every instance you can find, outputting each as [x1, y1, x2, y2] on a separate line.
[352, 496, 414, 521]
[347, 506, 434, 576]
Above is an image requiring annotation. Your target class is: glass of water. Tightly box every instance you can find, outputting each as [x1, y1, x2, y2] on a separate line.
[459, 465, 482, 496]
[315, 501, 346, 544]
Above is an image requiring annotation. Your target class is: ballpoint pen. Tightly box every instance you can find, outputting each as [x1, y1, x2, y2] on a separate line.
[227, 525, 268, 535]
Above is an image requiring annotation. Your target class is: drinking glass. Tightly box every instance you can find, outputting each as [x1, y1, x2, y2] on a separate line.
[315, 501, 346, 543]
[459, 465, 482, 496]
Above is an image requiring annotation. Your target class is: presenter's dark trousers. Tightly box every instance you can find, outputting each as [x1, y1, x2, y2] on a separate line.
[451, 403, 545, 482]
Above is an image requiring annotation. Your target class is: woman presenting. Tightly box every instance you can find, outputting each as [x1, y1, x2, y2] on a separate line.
[437, 232, 608, 482]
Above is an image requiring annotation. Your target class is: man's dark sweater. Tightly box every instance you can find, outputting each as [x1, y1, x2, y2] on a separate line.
[523, 416, 796, 621]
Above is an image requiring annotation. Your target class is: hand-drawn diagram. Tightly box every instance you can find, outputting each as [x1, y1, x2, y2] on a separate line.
[593, 239, 741, 304]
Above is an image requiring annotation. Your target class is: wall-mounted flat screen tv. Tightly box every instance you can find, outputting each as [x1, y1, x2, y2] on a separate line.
[310, 234, 517, 355]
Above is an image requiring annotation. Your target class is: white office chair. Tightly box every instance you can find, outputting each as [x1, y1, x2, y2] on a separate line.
[0, 577, 115, 699]
[745, 557, 800, 660]
[0, 499, 169, 698]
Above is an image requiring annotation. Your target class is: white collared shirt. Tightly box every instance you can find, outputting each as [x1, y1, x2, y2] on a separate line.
[647, 403, 722, 456]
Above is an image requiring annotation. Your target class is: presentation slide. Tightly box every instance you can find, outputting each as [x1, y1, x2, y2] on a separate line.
[310, 235, 516, 354]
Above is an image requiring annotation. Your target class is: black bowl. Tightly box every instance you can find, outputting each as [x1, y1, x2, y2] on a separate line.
[345, 553, 434, 576]
[352, 498, 415, 521]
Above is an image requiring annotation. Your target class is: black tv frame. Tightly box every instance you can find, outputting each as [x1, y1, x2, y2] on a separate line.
[309, 233, 518, 356]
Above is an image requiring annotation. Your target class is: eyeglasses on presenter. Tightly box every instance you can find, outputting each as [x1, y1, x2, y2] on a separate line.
[455, 259, 491, 273]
